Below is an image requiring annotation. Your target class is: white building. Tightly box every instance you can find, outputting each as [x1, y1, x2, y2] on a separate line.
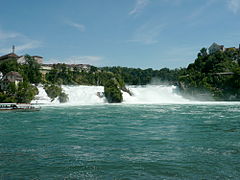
[208, 43, 225, 54]
[0, 71, 23, 90]
[17, 55, 43, 64]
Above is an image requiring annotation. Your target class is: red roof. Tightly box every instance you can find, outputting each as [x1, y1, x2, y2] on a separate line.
[0, 53, 19, 61]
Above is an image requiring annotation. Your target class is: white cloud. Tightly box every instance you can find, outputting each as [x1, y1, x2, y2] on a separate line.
[128, 23, 165, 44]
[16, 41, 41, 52]
[228, 0, 240, 13]
[0, 41, 41, 54]
[0, 30, 21, 40]
[129, 0, 150, 15]
[65, 20, 86, 32]
[48, 56, 103, 65]
[0, 28, 42, 54]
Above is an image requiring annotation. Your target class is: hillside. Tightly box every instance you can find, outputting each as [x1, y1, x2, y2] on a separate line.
[0, 43, 240, 103]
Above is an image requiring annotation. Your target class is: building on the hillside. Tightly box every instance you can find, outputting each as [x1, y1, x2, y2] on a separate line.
[39, 63, 91, 77]
[208, 43, 225, 54]
[0, 46, 43, 64]
[40, 64, 53, 76]
[32, 56, 43, 64]
[0, 45, 19, 63]
[0, 71, 23, 91]
[0, 53, 19, 63]
[67, 64, 91, 72]
[17, 55, 44, 64]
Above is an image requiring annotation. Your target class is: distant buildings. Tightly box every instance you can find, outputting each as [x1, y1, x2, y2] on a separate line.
[40, 64, 53, 76]
[0, 52, 19, 62]
[0, 46, 92, 82]
[17, 55, 43, 64]
[0, 53, 43, 65]
[208, 43, 225, 54]
[208, 42, 240, 54]
[0, 71, 23, 91]
[66, 64, 91, 72]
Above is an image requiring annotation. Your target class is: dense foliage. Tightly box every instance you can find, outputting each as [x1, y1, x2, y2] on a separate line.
[58, 92, 69, 103]
[101, 67, 186, 85]
[45, 63, 125, 87]
[179, 48, 240, 100]
[0, 82, 38, 103]
[16, 82, 39, 103]
[1, 45, 240, 103]
[44, 84, 68, 103]
[0, 55, 41, 103]
[0, 55, 42, 84]
[104, 78, 123, 103]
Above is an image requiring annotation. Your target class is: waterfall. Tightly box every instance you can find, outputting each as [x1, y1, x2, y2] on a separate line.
[122, 85, 188, 104]
[33, 85, 189, 105]
[123, 85, 188, 104]
[62, 86, 106, 105]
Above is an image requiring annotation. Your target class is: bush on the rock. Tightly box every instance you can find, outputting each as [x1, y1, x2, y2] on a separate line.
[58, 92, 69, 103]
[104, 79, 123, 103]
[44, 84, 68, 103]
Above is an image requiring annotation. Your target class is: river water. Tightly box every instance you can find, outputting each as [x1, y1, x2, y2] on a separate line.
[1, 103, 240, 179]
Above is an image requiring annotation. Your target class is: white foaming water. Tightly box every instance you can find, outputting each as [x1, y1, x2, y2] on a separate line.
[123, 85, 189, 104]
[32, 85, 52, 104]
[62, 86, 106, 105]
[33, 85, 190, 105]
[32, 85, 106, 105]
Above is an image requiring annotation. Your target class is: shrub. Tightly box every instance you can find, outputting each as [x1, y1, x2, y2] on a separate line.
[104, 79, 123, 103]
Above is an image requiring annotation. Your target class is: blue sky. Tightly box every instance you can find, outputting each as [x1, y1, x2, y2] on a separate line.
[0, 0, 240, 69]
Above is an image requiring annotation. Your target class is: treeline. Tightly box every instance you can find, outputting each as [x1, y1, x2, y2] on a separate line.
[45, 64, 189, 86]
[0, 55, 42, 84]
[0, 81, 38, 103]
[1, 45, 240, 103]
[101, 67, 187, 85]
[179, 48, 240, 100]
[45, 63, 125, 87]
[0, 56, 41, 103]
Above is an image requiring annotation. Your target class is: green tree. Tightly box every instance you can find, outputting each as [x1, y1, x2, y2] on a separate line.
[24, 55, 42, 84]
[104, 78, 123, 103]
[16, 82, 39, 103]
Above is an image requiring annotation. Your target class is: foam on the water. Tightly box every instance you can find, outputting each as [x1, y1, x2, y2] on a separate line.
[62, 85, 106, 105]
[32, 85, 52, 104]
[33, 85, 240, 106]
[33, 85, 191, 105]
[122, 85, 189, 104]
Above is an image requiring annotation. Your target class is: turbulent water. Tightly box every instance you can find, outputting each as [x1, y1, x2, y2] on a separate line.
[34, 85, 189, 105]
[1, 86, 240, 179]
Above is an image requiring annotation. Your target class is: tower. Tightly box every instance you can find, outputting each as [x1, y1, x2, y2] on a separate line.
[12, 45, 15, 54]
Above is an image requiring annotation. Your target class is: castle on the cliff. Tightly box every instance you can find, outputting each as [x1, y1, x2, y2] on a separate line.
[0, 46, 92, 90]
[0, 45, 92, 75]
[0, 46, 43, 64]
